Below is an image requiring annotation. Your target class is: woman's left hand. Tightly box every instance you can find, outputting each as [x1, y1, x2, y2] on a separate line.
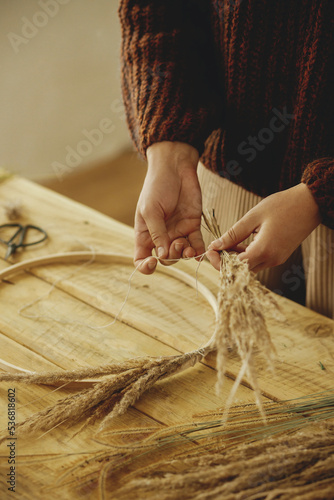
[206, 183, 321, 273]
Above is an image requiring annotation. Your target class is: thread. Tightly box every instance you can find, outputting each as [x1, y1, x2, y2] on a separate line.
[17, 251, 217, 370]
[0, 231, 282, 436]
[18, 250, 209, 333]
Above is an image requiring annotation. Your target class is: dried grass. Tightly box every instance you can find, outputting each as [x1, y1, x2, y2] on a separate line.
[0, 211, 283, 438]
[56, 392, 334, 499]
[0, 352, 204, 441]
[202, 210, 282, 418]
[110, 423, 334, 500]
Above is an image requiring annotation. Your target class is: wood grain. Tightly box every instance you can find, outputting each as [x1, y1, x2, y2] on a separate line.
[0, 176, 333, 499]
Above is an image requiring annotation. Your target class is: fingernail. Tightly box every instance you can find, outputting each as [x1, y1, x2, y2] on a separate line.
[148, 259, 156, 270]
[157, 247, 165, 258]
[210, 239, 223, 249]
[175, 243, 183, 252]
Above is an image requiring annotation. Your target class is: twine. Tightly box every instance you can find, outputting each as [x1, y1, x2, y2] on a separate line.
[0, 214, 283, 438]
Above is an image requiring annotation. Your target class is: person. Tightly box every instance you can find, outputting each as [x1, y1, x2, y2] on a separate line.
[118, 0, 334, 318]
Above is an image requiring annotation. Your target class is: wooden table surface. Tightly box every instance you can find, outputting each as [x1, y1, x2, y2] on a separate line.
[0, 176, 333, 499]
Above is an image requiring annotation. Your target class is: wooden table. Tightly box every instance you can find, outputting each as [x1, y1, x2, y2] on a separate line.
[0, 176, 333, 499]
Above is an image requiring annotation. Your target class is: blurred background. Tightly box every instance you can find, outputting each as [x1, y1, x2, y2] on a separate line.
[0, 0, 146, 226]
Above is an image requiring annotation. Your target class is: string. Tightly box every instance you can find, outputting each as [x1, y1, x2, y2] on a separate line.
[2, 229, 281, 433]
[10, 249, 215, 413]
[98, 251, 210, 331]
[17, 250, 210, 334]
[195, 252, 207, 298]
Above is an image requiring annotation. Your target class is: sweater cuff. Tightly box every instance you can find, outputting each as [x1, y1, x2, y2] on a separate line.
[137, 109, 214, 159]
[301, 157, 334, 229]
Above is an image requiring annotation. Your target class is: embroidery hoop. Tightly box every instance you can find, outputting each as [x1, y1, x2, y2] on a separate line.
[0, 252, 218, 387]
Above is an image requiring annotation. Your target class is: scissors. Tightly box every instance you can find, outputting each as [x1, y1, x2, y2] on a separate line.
[0, 223, 48, 260]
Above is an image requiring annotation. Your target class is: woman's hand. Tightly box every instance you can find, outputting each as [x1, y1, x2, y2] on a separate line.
[207, 183, 321, 272]
[134, 141, 205, 274]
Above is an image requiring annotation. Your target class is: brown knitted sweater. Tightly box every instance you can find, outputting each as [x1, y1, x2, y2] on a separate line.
[118, 0, 334, 229]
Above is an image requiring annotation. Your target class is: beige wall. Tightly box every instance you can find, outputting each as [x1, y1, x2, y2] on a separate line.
[0, 0, 132, 181]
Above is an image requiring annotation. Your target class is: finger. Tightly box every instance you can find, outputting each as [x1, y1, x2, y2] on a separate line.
[134, 209, 156, 273]
[238, 244, 267, 272]
[134, 256, 158, 275]
[250, 262, 267, 273]
[145, 212, 171, 260]
[182, 246, 196, 259]
[236, 218, 283, 271]
[160, 238, 190, 266]
[187, 230, 205, 257]
[134, 234, 156, 274]
[134, 209, 170, 273]
[172, 238, 189, 260]
[134, 222, 157, 274]
[232, 243, 248, 253]
[208, 216, 257, 251]
[206, 249, 222, 271]
[215, 242, 247, 254]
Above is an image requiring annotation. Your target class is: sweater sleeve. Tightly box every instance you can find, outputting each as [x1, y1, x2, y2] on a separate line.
[301, 158, 334, 229]
[118, 0, 223, 158]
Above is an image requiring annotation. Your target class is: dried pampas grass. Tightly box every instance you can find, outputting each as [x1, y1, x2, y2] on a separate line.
[0, 211, 282, 438]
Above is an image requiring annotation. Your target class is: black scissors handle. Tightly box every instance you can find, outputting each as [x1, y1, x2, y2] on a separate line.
[0, 223, 48, 260]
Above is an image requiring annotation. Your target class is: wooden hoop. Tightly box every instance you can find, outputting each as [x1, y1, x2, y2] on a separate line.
[0, 252, 218, 387]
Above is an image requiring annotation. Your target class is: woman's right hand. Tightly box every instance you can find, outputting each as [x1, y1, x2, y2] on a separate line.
[134, 141, 205, 274]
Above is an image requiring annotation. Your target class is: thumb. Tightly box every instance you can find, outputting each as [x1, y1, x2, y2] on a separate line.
[208, 215, 256, 251]
[145, 212, 171, 259]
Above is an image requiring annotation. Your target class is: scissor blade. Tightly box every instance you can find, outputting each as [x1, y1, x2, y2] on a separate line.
[4, 244, 16, 260]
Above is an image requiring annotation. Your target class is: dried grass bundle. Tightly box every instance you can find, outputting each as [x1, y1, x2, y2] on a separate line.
[0, 212, 282, 438]
[202, 210, 282, 418]
[100, 389, 334, 454]
[0, 351, 205, 440]
[110, 423, 334, 500]
[56, 391, 334, 499]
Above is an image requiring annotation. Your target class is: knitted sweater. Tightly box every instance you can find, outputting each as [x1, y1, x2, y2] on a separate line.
[118, 0, 334, 229]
